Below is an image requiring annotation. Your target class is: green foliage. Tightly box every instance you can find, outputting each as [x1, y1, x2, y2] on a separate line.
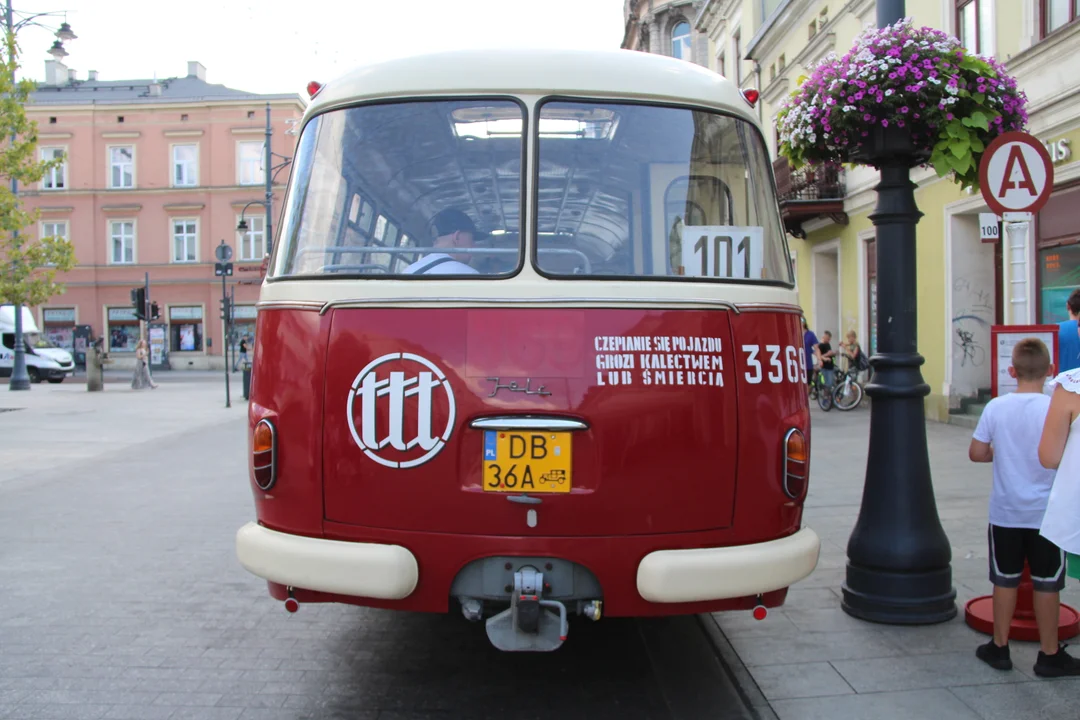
[0, 32, 77, 308]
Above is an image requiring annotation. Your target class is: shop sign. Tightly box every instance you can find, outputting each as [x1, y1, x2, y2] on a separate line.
[169, 305, 203, 321]
[108, 307, 138, 321]
[979, 213, 1001, 243]
[43, 308, 75, 323]
[233, 305, 258, 320]
[1042, 137, 1071, 165]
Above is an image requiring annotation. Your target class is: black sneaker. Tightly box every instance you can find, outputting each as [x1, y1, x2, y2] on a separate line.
[976, 639, 1012, 670]
[1034, 644, 1080, 678]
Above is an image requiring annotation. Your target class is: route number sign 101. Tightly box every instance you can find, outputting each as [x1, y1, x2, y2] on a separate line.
[682, 226, 765, 280]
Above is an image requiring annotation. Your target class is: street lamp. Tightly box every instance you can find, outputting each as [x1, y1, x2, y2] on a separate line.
[236, 102, 292, 260]
[5, 2, 75, 391]
[840, 0, 957, 624]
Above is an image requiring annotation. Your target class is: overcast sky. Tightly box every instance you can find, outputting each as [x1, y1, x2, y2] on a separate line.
[13, 0, 627, 95]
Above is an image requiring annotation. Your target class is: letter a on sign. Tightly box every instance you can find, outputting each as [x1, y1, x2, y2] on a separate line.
[979, 131, 1054, 216]
[997, 145, 1037, 197]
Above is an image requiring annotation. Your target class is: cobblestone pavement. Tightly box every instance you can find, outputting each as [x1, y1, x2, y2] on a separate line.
[0, 383, 752, 720]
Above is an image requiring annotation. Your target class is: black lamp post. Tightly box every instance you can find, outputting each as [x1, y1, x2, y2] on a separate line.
[840, 0, 957, 624]
[236, 102, 292, 260]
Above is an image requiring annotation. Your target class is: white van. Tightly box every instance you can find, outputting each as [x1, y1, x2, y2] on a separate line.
[0, 305, 76, 383]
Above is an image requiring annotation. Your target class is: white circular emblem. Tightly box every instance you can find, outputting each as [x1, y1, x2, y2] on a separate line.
[346, 352, 456, 469]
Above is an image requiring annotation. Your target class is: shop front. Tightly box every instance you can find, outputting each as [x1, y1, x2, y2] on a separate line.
[1036, 182, 1080, 325]
[105, 306, 141, 355]
[169, 305, 204, 353]
[41, 307, 76, 352]
[230, 304, 257, 369]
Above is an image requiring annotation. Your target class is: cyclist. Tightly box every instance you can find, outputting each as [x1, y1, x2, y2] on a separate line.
[817, 330, 838, 391]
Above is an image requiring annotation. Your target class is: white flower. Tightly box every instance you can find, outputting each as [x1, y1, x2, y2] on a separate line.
[885, 89, 894, 96]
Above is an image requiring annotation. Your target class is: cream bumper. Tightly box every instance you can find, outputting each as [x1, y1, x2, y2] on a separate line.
[636, 527, 821, 603]
[235, 522, 418, 600]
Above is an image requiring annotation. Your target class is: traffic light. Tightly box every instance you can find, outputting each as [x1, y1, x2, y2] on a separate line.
[149, 301, 160, 321]
[220, 296, 232, 321]
[131, 287, 146, 320]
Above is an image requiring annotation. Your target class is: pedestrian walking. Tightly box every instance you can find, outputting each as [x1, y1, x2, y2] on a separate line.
[968, 338, 1079, 677]
[234, 337, 249, 372]
[1039, 316, 1080, 587]
[131, 339, 158, 390]
[1057, 289, 1080, 373]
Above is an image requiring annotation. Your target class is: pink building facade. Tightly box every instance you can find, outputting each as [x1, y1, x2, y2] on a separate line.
[21, 60, 305, 370]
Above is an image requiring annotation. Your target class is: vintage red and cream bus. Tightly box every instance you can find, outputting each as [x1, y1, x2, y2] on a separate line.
[235, 48, 820, 651]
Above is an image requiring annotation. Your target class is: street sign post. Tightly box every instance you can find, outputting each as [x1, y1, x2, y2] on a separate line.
[978, 131, 1054, 216]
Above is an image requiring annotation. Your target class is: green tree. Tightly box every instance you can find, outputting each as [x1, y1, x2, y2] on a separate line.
[0, 31, 76, 311]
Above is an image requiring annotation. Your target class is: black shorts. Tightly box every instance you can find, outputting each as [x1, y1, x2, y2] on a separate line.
[988, 524, 1066, 592]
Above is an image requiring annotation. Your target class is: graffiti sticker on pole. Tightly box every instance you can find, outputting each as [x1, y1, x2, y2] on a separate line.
[978, 131, 1054, 217]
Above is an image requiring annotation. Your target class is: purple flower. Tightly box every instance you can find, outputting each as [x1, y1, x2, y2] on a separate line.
[864, 114, 873, 121]
[897, 120, 905, 127]
[947, 113, 954, 120]
[882, 119, 890, 127]
[900, 106, 909, 113]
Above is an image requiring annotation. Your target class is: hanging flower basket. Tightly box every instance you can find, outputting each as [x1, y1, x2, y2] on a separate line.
[775, 18, 1028, 190]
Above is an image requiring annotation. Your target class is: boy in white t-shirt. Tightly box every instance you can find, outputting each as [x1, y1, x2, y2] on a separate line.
[969, 338, 1079, 677]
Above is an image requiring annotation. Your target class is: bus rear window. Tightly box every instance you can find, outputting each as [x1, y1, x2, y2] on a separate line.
[272, 99, 526, 278]
[534, 100, 791, 284]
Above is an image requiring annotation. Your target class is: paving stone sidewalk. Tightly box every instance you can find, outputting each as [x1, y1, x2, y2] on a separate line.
[0, 378, 244, 488]
[705, 406, 1080, 720]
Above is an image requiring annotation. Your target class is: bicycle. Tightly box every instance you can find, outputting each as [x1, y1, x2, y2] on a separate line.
[831, 364, 865, 411]
[808, 367, 833, 411]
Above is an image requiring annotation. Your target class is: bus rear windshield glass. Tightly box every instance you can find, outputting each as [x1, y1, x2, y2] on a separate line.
[273, 99, 524, 278]
[534, 101, 790, 283]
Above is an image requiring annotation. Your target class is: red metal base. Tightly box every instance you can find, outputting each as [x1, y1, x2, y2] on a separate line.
[964, 565, 1080, 642]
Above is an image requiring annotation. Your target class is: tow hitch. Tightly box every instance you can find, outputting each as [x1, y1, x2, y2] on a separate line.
[485, 566, 569, 652]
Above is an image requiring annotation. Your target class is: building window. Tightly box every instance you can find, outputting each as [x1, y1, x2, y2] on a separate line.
[106, 308, 140, 353]
[172, 219, 198, 262]
[41, 220, 68, 243]
[42, 307, 76, 353]
[238, 215, 265, 261]
[110, 220, 135, 264]
[237, 141, 263, 185]
[169, 306, 204, 352]
[109, 146, 134, 188]
[40, 147, 66, 190]
[173, 144, 198, 187]
[957, 0, 995, 56]
[672, 21, 691, 60]
[1044, 0, 1080, 36]
[40, 220, 68, 265]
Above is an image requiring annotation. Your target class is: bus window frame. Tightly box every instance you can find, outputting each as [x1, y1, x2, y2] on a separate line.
[529, 95, 794, 289]
[266, 94, 531, 283]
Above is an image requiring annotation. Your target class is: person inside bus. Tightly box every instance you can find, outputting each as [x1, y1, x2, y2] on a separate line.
[401, 208, 482, 275]
[1058, 289, 1080, 373]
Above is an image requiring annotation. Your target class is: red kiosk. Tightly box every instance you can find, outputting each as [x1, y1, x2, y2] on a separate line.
[964, 132, 1079, 642]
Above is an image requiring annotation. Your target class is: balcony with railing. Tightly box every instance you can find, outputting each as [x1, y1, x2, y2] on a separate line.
[772, 157, 848, 238]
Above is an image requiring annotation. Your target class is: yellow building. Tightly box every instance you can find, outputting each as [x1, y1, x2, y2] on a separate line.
[626, 0, 1080, 423]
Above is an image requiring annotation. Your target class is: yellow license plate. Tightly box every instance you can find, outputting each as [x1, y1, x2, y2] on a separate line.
[482, 430, 571, 493]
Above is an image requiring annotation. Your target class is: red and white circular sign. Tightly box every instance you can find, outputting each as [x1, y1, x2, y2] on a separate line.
[978, 131, 1054, 216]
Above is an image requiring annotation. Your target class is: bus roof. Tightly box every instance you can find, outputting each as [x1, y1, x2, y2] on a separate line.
[305, 48, 757, 124]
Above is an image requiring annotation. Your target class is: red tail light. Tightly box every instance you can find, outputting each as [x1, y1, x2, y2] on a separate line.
[741, 88, 760, 108]
[253, 418, 277, 490]
[306, 80, 324, 99]
[782, 428, 808, 499]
